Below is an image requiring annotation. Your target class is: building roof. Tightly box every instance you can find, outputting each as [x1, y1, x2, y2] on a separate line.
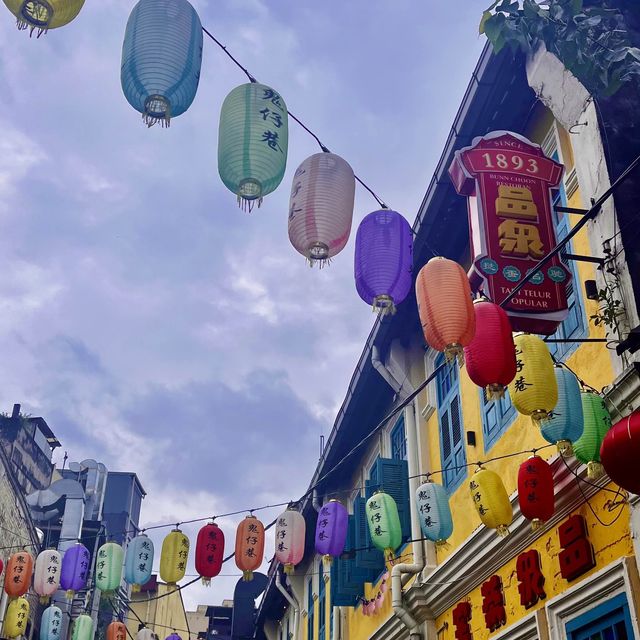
[27, 416, 61, 449]
[106, 470, 147, 497]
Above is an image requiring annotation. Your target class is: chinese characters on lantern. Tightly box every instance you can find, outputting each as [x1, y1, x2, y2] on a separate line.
[138, 538, 152, 575]
[368, 498, 386, 540]
[260, 89, 285, 154]
[51, 609, 62, 636]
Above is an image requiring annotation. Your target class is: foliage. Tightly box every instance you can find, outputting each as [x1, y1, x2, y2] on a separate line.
[589, 285, 624, 331]
[480, 0, 640, 96]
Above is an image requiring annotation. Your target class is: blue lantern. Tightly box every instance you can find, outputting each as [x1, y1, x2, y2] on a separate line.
[540, 366, 584, 455]
[40, 606, 63, 640]
[125, 534, 154, 592]
[415, 481, 453, 544]
[121, 0, 203, 127]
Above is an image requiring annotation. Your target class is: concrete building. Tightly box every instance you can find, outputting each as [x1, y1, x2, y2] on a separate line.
[185, 605, 209, 640]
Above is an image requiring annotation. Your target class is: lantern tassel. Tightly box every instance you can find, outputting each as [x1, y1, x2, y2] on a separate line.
[444, 343, 464, 366]
[531, 409, 549, 425]
[284, 564, 294, 575]
[587, 461, 604, 479]
[131, 584, 141, 594]
[39, 597, 49, 605]
[322, 555, 333, 570]
[201, 577, 211, 587]
[496, 525, 510, 538]
[435, 539, 450, 549]
[372, 295, 397, 317]
[531, 518, 543, 532]
[66, 590, 74, 601]
[557, 440, 573, 456]
[237, 195, 263, 213]
[242, 570, 254, 582]
[486, 384, 506, 401]
[384, 549, 395, 563]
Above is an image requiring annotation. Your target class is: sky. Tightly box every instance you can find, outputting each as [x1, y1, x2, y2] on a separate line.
[0, 0, 487, 614]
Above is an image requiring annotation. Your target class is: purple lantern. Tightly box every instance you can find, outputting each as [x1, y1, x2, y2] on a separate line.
[60, 543, 90, 599]
[315, 500, 348, 563]
[165, 634, 182, 640]
[354, 209, 413, 316]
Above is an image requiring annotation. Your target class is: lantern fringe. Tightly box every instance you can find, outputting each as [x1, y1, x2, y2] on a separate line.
[242, 570, 254, 582]
[435, 539, 450, 549]
[66, 590, 74, 601]
[384, 549, 395, 563]
[284, 564, 294, 575]
[39, 597, 49, 605]
[587, 461, 604, 479]
[557, 440, 573, 456]
[143, 112, 171, 128]
[531, 409, 549, 425]
[322, 555, 333, 570]
[496, 525, 510, 538]
[15, 18, 48, 37]
[372, 295, 396, 317]
[131, 584, 141, 593]
[444, 344, 464, 366]
[306, 257, 332, 269]
[237, 195, 263, 213]
[531, 518, 543, 532]
[201, 577, 211, 587]
[485, 384, 506, 401]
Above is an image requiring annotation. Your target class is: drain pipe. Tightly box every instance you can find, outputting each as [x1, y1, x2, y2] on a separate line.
[391, 398, 425, 639]
[312, 489, 323, 513]
[276, 571, 299, 640]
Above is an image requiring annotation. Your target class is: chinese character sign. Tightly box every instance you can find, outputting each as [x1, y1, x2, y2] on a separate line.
[315, 500, 348, 561]
[517, 456, 554, 530]
[125, 534, 154, 592]
[481, 575, 506, 631]
[452, 601, 472, 640]
[415, 481, 453, 544]
[40, 605, 64, 640]
[274, 509, 306, 574]
[449, 131, 570, 335]
[4, 597, 29, 639]
[235, 515, 265, 582]
[195, 522, 225, 585]
[366, 491, 403, 561]
[5, 551, 34, 598]
[516, 550, 546, 608]
[558, 515, 595, 581]
[159, 529, 190, 585]
[34, 550, 62, 602]
[469, 468, 512, 537]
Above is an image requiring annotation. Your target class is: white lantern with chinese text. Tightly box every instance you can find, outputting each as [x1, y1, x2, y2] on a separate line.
[40, 606, 63, 640]
[125, 534, 154, 592]
[34, 549, 61, 603]
[274, 508, 306, 574]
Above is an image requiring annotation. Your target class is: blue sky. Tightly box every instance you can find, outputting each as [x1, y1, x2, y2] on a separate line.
[0, 0, 486, 609]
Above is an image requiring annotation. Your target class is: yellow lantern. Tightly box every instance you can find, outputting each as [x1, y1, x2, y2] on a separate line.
[2, 0, 85, 36]
[4, 597, 29, 638]
[508, 333, 557, 423]
[469, 467, 512, 537]
[159, 528, 190, 585]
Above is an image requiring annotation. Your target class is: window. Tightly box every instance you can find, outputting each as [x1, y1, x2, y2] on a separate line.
[318, 562, 326, 640]
[479, 388, 516, 451]
[307, 577, 314, 640]
[390, 417, 407, 461]
[435, 354, 466, 490]
[566, 593, 633, 640]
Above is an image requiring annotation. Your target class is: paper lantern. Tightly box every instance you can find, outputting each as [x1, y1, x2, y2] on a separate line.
[469, 467, 512, 537]
[274, 509, 306, 574]
[137, 629, 155, 640]
[218, 83, 288, 211]
[601, 411, 640, 494]
[574, 391, 612, 479]
[106, 622, 127, 640]
[354, 209, 413, 315]
[165, 635, 181, 640]
[4, 597, 29, 638]
[235, 515, 265, 581]
[415, 481, 453, 544]
[71, 615, 93, 640]
[34, 549, 61, 603]
[540, 366, 584, 455]
[464, 300, 516, 398]
[121, 0, 203, 127]
[95, 542, 124, 593]
[518, 456, 554, 530]
[160, 529, 190, 585]
[40, 606, 63, 640]
[195, 522, 225, 586]
[0, 557, 4, 576]
[2, 0, 85, 36]
[415, 257, 475, 361]
[60, 543, 90, 599]
[4, 551, 33, 598]
[508, 333, 557, 422]
[124, 534, 153, 592]
[366, 492, 402, 561]
[288, 152, 355, 267]
[315, 500, 348, 564]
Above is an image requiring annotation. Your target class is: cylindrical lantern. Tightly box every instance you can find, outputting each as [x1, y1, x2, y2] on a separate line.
[415, 481, 453, 544]
[34, 549, 61, 603]
[235, 515, 265, 581]
[366, 492, 402, 561]
[106, 622, 127, 640]
[540, 366, 584, 455]
[95, 542, 124, 593]
[415, 257, 475, 362]
[354, 209, 413, 315]
[124, 534, 154, 592]
[60, 543, 90, 599]
[195, 522, 225, 586]
[517, 456, 554, 530]
[40, 606, 63, 640]
[288, 152, 355, 267]
[574, 391, 612, 479]
[121, 0, 203, 127]
[469, 467, 512, 537]
[160, 529, 190, 585]
[464, 300, 516, 398]
[274, 509, 306, 574]
[218, 83, 289, 210]
[2, 0, 85, 36]
[601, 411, 640, 494]
[71, 615, 93, 640]
[508, 333, 557, 423]
[4, 597, 29, 638]
[4, 551, 33, 598]
[137, 629, 155, 640]
[165, 634, 181, 640]
[315, 500, 348, 564]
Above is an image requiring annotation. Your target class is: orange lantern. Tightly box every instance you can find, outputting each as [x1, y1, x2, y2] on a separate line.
[416, 257, 475, 361]
[235, 515, 265, 582]
[107, 622, 127, 640]
[4, 551, 33, 598]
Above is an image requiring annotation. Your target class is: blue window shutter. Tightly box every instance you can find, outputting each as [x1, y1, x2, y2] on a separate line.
[329, 516, 365, 607]
[375, 457, 411, 540]
[353, 495, 385, 576]
[365, 456, 381, 499]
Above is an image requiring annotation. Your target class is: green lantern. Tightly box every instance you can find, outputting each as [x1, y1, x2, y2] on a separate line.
[573, 391, 612, 479]
[71, 615, 94, 640]
[95, 542, 124, 593]
[366, 491, 402, 562]
[218, 82, 289, 211]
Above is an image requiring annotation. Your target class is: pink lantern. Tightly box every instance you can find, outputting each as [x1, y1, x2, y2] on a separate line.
[362, 601, 370, 617]
[375, 593, 384, 611]
[366, 600, 376, 615]
[274, 509, 306, 574]
[34, 550, 61, 604]
[380, 571, 389, 594]
[288, 152, 355, 267]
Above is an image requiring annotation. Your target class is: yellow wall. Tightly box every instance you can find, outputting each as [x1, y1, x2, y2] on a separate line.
[126, 582, 189, 640]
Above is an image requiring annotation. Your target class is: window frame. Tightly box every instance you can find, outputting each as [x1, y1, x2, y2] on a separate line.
[566, 592, 633, 640]
[307, 576, 314, 640]
[479, 387, 517, 452]
[390, 415, 407, 461]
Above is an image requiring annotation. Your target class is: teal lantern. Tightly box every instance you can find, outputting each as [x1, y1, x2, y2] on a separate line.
[366, 491, 402, 562]
[71, 615, 94, 640]
[218, 83, 288, 211]
[573, 391, 612, 479]
[95, 542, 124, 593]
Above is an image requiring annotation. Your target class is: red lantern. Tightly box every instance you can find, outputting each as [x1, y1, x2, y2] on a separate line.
[235, 515, 265, 581]
[601, 411, 640, 494]
[518, 456, 554, 530]
[195, 522, 225, 586]
[4, 551, 33, 597]
[464, 300, 516, 399]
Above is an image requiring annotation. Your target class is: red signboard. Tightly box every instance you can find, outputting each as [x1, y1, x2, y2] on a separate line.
[558, 514, 595, 581]
[449, 131, 571, 335]
[516, 549, 546, 608]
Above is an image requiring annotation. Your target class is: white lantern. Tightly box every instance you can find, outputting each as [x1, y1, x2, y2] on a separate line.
[34, 549, 61, 603]
[288, 152, 355, 267]
[274, 509, 306, 574]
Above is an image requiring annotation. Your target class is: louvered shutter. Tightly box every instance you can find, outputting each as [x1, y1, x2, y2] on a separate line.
[330, 516, 368, 606]
[353, 495, 384, 576]
[375, 457, 411, 541]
